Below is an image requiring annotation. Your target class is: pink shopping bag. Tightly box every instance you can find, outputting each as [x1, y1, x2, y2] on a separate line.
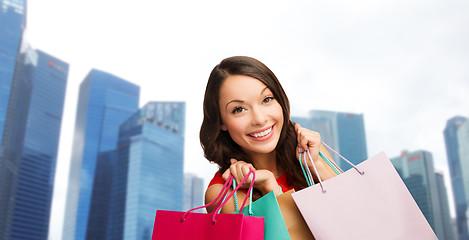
[292, 147, 437, 240]
[152, 171, 264, 240]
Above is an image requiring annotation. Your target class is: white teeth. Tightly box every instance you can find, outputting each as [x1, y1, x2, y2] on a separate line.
[250, 127, 272, 138]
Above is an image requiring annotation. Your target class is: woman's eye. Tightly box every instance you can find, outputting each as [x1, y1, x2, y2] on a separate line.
[263, 96, 274, 104]
[232, 107, 245, 114]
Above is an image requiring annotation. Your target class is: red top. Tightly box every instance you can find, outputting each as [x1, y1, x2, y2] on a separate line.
[208, 171, 295, 193]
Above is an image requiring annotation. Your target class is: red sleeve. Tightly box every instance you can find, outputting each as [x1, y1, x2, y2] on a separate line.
[208, 171, 296, 193]
[208, 171, 225, 187]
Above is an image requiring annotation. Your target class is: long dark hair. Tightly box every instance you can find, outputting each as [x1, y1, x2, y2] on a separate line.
[200, 56, 308, 190]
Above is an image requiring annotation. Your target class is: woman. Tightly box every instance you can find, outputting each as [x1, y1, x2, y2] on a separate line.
[200, 56, 338, 213]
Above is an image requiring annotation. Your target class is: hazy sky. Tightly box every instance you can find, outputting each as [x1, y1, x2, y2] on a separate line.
[25, 0, 469, 239]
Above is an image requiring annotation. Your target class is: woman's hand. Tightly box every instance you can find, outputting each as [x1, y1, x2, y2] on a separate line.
[295, 123, 321, 163]
[295, 123, 338, 180]
[222, 159, 279, 195]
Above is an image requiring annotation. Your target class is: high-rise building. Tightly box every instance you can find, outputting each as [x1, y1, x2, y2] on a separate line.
[0, 2, 27, 237]
[457, 120, 469, 240]
[104, 101, 185, 240]
[391, 150, 455, 240]
[0, 41, 33, 240]
[444, 116, 469, 240]
[0, 0, 26, 146]
[0, 42, 68, 240]
[292, 110, 368, 171]
[436, 172, 458, 240]
[183, 173, 205, 212]
[62, 70, 140, 240]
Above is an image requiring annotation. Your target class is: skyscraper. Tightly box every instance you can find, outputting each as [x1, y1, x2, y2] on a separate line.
[0, 2, 27, 236]
[444, 116, 469, 240]
[12, 48, 68, 239]
[292, 110, 368, 171]
[0, 0, 26, 146]
[0, 42, 69, 240]
[183, 173, 205, 212]
[104, 101, 185, 240]
[0, 40, 33, 240]
[436, 172, 458, 240]
[62, 70, 140, 240]
[391, 150, 455, 240]
[457, 120, 469, 240]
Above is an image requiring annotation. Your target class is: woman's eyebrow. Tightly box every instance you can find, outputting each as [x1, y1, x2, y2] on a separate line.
[260, 87, 269, 95]
[225, 100, 243, 110]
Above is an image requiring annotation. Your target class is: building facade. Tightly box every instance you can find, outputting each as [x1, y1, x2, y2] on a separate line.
[457, 119, 469, 240]
[104, 101, 185, 240]
[0, 10, 69, 237]
[435, 172, 458, 240]
[444, 116, 469, 240]
[292, 110, 368, 171]
[183, 173, 204, 212]
[0, 2, 27, 237]
[0, 0, 26, 146]
[62, 70, 140, 240]
[391, 150, 455, 240]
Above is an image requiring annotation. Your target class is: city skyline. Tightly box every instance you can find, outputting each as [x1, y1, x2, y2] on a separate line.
[19, 0, 469, 239]
[391, 150, 456, 239]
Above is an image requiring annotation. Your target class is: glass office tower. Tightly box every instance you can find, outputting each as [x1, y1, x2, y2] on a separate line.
[10, 49, 68, 239]
[292, 110, 368, 171]
[0, 39, 68, 239]
[0, 0, 26, 146]
[62, 70, 140, 240]
[457, 120, 469, 240]
[104, 101, 185, 240]
[0, 2, 27, 236]
[183, 173, 204, 212]
[435, 172, 458, 240]
[391, 150, 456, 240]
[0, 41, 33, 240]
[444, 116, 469, 240]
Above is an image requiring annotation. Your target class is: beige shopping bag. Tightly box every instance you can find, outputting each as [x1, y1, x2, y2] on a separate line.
[277, 189, 315, 240]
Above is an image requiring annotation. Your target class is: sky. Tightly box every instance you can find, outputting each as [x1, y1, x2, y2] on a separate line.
[24, 0, 469, 239]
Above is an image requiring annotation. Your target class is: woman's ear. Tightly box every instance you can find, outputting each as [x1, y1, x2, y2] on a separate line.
[220, 124, 228, 131]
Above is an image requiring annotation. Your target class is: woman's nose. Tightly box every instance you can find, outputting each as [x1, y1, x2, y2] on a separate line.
[251, 107, 266, 125]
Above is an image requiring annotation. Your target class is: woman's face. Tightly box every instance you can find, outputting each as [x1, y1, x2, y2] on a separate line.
[219, 75, 284, 156]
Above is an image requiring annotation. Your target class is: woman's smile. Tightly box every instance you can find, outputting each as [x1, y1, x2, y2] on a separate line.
[247, 124, 274, 141]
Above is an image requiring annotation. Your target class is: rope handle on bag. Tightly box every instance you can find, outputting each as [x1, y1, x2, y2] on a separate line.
[181, 174, 234, 222]
[212, 171, 255, 223]
[181, 170, 256, 225]
[302, 141, 365, 193]
[320, 141, 364, 175]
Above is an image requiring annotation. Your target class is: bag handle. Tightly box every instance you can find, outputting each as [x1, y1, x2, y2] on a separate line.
[181, 173, 234, 221]
[303, 141, 364, 193]
[320, 141, 364, 175]
[211, 171, 255, 223]
[231, 178, 254, 215]
[181, 170, 255, 224]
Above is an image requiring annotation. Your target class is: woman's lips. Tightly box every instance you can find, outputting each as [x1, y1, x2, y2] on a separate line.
[247, 125, 274, 141]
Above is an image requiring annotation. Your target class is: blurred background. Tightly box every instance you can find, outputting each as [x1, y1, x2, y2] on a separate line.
[1, 0, 468, 239]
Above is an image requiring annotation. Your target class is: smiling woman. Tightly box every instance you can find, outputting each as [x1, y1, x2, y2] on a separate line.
[200, 56, 338, 213]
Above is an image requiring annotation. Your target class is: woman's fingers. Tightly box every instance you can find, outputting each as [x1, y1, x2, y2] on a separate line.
[295, 123, 321, 163]
[224, 159, 255, 187]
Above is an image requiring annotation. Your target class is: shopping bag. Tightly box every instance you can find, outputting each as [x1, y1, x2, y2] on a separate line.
[277, 189, 315, 240]
[236, 190, 291, 240]
[291, 146, 438, 240]
[152, 171, 264, 240]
